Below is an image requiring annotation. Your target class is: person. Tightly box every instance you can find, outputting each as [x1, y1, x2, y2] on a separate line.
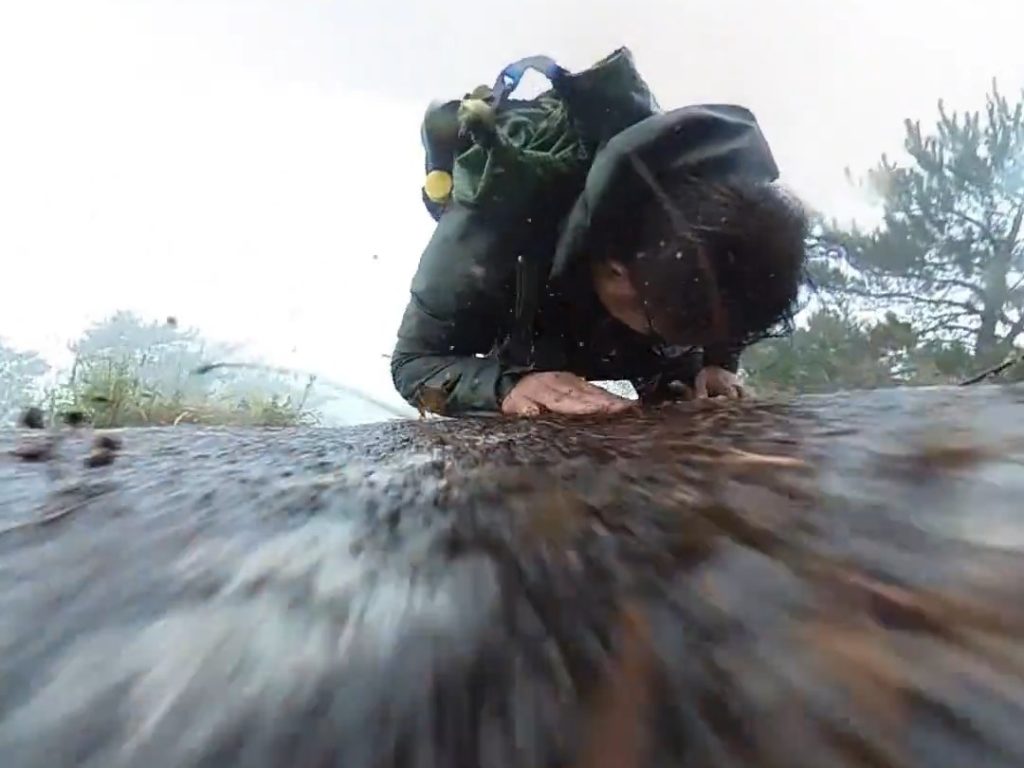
[391, 60, 808, 418]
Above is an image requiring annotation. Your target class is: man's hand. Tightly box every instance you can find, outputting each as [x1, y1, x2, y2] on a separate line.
[501, 372, 636, 417]
[694, 366, 748, 400]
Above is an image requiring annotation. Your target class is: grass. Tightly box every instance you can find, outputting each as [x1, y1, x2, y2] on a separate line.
[41, 354, 317, 429]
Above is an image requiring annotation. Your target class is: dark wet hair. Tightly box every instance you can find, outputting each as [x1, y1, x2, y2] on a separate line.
[605, 173, 808, 348]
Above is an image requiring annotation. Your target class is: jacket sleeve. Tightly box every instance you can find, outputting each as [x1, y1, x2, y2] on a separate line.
[390, 299, 524, 415]
[390, 207, 531, 415]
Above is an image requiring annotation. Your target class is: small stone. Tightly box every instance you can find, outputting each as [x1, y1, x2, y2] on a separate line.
[84, 447, 116, 468]
[18, 407, 45, 430]
[94, 434, 123, 452]
[13, 436, 54, 462]
[62, 410, 88, 427]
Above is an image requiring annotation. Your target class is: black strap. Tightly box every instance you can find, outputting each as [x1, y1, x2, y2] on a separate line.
[505, 255, 542, 366]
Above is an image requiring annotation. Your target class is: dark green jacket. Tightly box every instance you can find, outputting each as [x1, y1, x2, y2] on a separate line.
[391, 103, 779, 415]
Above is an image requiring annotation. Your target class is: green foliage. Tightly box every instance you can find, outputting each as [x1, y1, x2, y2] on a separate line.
[743, 307, 897, 394]
[821, 81, 1024, 358]
[46, 355, 315, 428]
[741, 299, 1000, 395]
[754, 79, 1024, 395]
[34, 312, 317, 428]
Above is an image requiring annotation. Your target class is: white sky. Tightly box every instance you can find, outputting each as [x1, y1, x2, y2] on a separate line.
[1, 0, 1022, 412]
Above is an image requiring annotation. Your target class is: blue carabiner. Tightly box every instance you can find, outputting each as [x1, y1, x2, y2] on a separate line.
[492, 55, 565, 106]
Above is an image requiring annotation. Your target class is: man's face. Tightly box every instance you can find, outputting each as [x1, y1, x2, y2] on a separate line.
[590, 258, 652, 336]
[590, 257, 725, 347]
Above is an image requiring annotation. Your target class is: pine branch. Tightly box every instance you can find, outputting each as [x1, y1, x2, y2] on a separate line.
[838, 232, 992, 300]
[928, 277, 989, 299]
[946, 209, 1000, 245]
[928, 325, 978, 338]
[1006, 204, 1024, 248]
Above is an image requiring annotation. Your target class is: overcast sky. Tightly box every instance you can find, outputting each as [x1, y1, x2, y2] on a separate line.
[1, 0, 1022, 412]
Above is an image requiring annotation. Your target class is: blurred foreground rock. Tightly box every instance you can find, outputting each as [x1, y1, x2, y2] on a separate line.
[1, 384, 1023, 767]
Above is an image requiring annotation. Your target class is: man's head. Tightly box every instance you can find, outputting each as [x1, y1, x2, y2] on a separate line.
[590, 174, 808, 348]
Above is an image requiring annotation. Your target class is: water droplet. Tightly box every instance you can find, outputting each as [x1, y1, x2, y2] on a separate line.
[517, 255, 524, 263]
[675, 251, 682, 259]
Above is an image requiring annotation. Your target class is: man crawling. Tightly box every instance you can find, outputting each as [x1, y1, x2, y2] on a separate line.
[391, 50, 808, 418]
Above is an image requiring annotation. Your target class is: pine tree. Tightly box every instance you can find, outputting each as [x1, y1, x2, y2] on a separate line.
[823, 81, 1024, 365]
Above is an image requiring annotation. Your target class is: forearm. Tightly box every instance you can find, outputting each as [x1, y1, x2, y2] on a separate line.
[391, 277, 524, 416]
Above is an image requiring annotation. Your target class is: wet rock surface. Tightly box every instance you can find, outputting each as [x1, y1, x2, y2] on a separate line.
[1, 384, 1023, 767]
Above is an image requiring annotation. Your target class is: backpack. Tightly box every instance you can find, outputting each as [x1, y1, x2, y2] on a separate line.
[414, 48, 660, 362]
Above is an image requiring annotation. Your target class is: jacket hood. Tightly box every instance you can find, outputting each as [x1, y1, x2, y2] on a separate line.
[550, 104, 780, 278]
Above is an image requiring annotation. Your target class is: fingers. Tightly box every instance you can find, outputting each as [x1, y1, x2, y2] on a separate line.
[502, 373, 636, 417]
[542, 382, 633, 415]
[502, 373, 638, 417]
[572, 381, 635, 409]
[547, 377, 623, 403]
[500, 389, 541, 417]
[695, 367, 749, 400]
[694, 372, 709, 400]
[575, 381, 636, 413]
[519, 401, 542, 417]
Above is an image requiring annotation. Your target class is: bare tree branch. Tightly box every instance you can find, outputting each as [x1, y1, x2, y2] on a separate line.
[928, 277, 989, 300]
[917, 315, 977, 337]
[1004, 314, 1024, 345]
[1005, 204, 1024, 249]
[837, 287, 979, 314]
[960, 350, 1024, 384]
[947, 208, 995, 238]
